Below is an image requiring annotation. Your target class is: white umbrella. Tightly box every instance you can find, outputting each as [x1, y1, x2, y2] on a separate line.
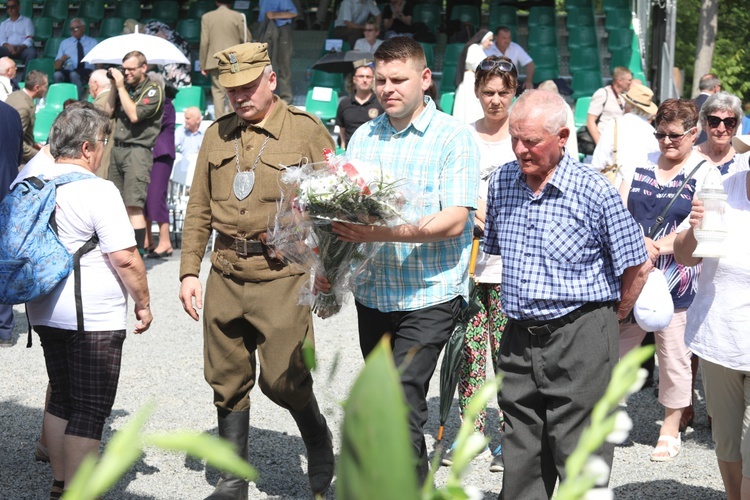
[82, 32, 189, 66]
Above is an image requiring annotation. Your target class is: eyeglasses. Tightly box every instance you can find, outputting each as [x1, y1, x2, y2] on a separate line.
[70, 26, 84, 31]
[354, 74, 373, 79]
[478, 58, 515, 73]
[6, 3, 19, 8]
[95, 138, 108, 146]
[653, 128, 695, 142]
[363, 28, 376, 32]
[122, 66, 140, 73]
[705, 115, 738, 129]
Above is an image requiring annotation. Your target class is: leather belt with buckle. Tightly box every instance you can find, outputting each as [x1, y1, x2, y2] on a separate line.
[216, 234, 264, 257]
[513, 301, 613, 337]
[114, 141, 147, 148]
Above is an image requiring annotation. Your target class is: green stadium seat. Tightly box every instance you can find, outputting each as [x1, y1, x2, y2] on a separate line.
[310, 70, 344, 93]
[442, 42, 465, 67]
[569, 46, 600, 73]
[573, 96, 591, 128]
[176, 18, 201, 45]
[565, 0, 593, 10]
[34, 109, 59, 143]
[449, 4, 481, 29]
[33, 17, 53, 43]
[602, 0, 630, 13]
[114, 0, 142, 20]
[25, 58, 55, 82]
[42, 0, 69, 23]
[605, 9, 631, 31]
[412, 4, 441, 37]
[439, 92, 455, 114]
[305, 88, 339, 122]
[78, 0, 106, 23]
[528, 6, 556, 27]
[150, 0, 180, 25]
[532, 66, 558, 85]
[565, 7, 595, 29]
[607, 28, 633, 51]
[100, 17, 125, 38]
[188, 0, 215, 19]
[489, 4, 518, 29]
[568, 27, 598, 49]
[43, 38, 65, 60]
[530, 45, 559, 71]
[527, 25, 557, 48]
[45, 83, 78, 111]
[190, 70, 211, 90]
[173, 85, 206, 113]
[610, 47, 633, 71]
[419, 42, 434, 69]
[571, 69, 602, 100]
[19, 0, 32, 18]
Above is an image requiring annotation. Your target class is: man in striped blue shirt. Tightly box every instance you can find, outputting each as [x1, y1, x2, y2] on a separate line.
[323, 36, 480, 482]
[484, 90, 653, 499]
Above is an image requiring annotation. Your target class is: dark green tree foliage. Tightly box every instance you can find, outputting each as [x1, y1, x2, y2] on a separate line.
[676, 0, 750, 102]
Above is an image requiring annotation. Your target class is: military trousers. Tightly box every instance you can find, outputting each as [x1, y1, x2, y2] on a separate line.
[203, 268, 315, 412]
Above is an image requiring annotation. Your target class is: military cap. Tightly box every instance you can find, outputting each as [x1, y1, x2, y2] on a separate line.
[214, 42, 270, 88]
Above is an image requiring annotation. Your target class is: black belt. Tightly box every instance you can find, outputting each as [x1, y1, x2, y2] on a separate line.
[215, 233, 264, 257]
[114, 141, 148, 149]
[513, 301, 614, 337]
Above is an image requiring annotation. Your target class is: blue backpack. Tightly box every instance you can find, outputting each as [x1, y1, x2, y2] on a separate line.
[0, 173, 99, 343]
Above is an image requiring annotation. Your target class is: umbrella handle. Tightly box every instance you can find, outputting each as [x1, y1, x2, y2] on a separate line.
[469, 237, 480, 278]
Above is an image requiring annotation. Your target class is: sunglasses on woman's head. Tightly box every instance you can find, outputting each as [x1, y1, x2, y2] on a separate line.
[705, 115, 738, 129]
[478, 59, 515, 72]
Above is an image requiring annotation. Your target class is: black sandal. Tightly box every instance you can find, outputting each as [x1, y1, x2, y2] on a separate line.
[50, 479, 64, 500]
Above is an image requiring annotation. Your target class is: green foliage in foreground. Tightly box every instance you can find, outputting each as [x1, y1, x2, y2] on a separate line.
[63, 403, 256, 499]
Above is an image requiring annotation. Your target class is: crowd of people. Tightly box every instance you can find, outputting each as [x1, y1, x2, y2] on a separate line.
[3, 2, 750, 499]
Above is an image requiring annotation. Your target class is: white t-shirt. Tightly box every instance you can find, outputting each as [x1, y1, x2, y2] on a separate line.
[484, 41, 533, 70]
[587, 85, 625, 129]
[684, 171, 750, 370]
[17, 162, 136, 331]
[353, 37, 382, 52]
[469, 122, 515, 283]
[591, 113, 659, 185]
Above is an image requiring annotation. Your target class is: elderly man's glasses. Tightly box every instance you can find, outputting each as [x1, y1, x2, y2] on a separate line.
[478, 58, 515, 72]
[70, 26, 84, 31]
[654, 128, 695, 141]
[705, 115, 738, 129]
[6, 3, 19, 8]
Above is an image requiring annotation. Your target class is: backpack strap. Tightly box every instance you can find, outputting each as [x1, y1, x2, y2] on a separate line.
[73, 234, 100, 332]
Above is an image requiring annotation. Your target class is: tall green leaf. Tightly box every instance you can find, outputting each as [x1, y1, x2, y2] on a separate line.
[337, 337, 419, 499]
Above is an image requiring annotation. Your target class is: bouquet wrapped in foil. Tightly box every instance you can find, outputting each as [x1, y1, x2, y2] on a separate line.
[268, 149, 419, 318]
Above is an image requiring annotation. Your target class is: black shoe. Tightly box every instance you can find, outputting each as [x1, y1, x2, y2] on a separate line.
[290, 396, 335, 495]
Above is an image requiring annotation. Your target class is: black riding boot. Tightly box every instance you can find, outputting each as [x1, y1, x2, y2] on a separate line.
[289, 395, 335, 495]
[205, 409, 250, 500]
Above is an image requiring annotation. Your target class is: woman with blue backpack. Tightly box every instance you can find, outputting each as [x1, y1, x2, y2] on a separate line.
[3, 103, 152, 499]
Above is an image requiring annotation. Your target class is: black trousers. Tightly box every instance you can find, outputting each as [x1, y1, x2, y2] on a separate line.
[498, 302, 618, 500]
[356, 297, 462, 483]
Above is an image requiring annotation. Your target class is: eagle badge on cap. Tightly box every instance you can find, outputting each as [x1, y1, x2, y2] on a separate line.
[229, 53, 240, 74]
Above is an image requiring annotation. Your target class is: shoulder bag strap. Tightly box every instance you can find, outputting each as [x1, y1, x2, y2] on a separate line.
[73, 234, 100, 332]
[647, 160, 707, 239]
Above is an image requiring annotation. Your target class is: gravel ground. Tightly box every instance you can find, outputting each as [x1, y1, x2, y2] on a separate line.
[0, 251, 726, 499]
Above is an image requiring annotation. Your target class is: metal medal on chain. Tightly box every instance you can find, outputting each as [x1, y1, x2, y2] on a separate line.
[233, 132, 269, 201]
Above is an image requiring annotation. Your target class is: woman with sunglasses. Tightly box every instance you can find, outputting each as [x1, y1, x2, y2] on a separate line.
[618, 98, 714, 462]
[441, 55, 516, 472]
[695, 91, 750, 177]
[452, 29, 495, 124]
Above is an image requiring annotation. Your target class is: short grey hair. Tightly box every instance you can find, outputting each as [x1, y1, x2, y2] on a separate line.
[510, 89, 568, 135]
[699, 73, 721, 91]
[49, 105, 111, 160]
[700, 91, 742, 123]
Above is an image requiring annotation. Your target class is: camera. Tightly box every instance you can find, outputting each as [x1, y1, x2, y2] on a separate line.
[106, 66, 124, 80]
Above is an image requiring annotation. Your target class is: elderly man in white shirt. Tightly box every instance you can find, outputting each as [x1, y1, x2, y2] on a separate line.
[0, 56, 18, 101]
[332, 0, 381, 47]
[591, 83, 660, 189]
[484, 25, 534, 90]
[0, 0, 35, 73]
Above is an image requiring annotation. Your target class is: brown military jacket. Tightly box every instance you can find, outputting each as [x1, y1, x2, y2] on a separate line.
[113, 77, 164, 148]
[179, 96, 335, 282]
[5, 89, 37, 162]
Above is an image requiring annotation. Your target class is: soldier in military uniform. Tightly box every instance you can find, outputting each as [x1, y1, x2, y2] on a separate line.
[178, 43, 335, 499]
[104, 50, 164, 252]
